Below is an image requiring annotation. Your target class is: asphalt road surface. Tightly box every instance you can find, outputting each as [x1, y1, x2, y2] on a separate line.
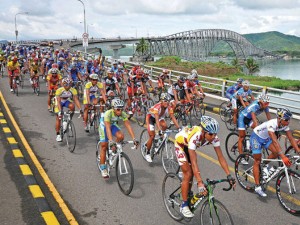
[0, 74, 299, 225]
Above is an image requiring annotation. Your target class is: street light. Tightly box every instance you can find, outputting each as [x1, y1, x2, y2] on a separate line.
[15, 12, 29, 42]
[80, 22, 93, 35]
[77, 0, 87, 53]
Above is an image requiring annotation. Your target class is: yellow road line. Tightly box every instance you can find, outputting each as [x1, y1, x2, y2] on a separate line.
[3, 127, 11, 133]
[0, 112, 3, 116]
[0, 91, 78, 225]
[29, 185, 45, 198]
[7, 137, 17, 144]
[19, 164, 33, 175]
[0, 119, 7, 124]
[41, 211, 60, 225]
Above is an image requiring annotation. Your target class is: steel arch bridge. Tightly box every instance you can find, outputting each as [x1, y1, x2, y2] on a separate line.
[143, 29, 279, 61]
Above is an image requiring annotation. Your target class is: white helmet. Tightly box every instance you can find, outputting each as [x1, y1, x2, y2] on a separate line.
[112, 99, 124, 108]
[89, 74, 98, 80]
[242, 80, 250, 86]
[258, 94, 270, 103]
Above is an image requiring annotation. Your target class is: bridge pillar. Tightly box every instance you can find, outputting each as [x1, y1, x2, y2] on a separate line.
[108, 44, 126, 59]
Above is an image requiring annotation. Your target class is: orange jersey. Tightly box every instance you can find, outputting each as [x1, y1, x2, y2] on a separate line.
[148, 102, 173, 118]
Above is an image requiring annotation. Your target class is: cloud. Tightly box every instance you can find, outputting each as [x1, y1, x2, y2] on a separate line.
[232, 0, 300, 10]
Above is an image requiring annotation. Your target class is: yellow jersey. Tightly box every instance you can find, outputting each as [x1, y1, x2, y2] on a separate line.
[7, 61, 20, 71]
[55, 87, 77, 103]
[175, 126, 220, 150]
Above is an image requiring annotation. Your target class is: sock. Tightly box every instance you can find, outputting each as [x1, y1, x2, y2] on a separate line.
[56, 132, 59, 135]
[181, 201, 189, 207]
[100, 164, 107, 170]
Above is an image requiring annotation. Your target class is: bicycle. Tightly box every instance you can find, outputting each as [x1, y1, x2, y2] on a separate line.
[59, 110, 78, 153]
[31, 75, 40, 96]
[168, 102, 192, 128]
[11, 71, 20, 96]
[190, 97, 205, 120]
[73, 80, 83, 99]
[139, 129, 179, 173]
[0, 61, 4, 78]
[127, 94, 148, 127]
[162, 172, 234, 224]
[49, 90, 56, 113]
[96, 140, 136, 195]
[235, 153, 300, 215]
[85, 104, 101, 134]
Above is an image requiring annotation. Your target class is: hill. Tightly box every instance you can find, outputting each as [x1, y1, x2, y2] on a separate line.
[211, 31, 300, 56]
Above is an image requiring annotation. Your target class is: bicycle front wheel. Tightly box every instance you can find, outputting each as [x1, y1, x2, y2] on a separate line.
[235, 153, 256, 192]
[200, 199, 234, 225]
[66, 120, 76, 152]
[116, 152, 134, 195]
[135, 105, 146, 127]
[219, 101, 229, 122]
[139, 129, 149, 162]
[225, 132, 239, 163]
[162, 172, 184, 221]
[161, 140, 180, 174]
[276, 170, 300, 216]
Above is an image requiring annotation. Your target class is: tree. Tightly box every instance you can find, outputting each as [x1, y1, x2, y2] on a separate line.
[136, 38, 149, 56]
[245, 58, 259, 75]
[231, 57, 242, 71]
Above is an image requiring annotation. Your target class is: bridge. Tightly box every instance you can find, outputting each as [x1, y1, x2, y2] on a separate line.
[12, 29, 280, 61]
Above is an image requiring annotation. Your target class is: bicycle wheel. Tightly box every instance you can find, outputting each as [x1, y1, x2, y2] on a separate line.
[139, 129, 149, 161]
[219, 101, 229, 122]
[145, 98, 155, 109]
[135, 105, 146, 127]
[116, 152, 134, 195]
[66, 120, 76, 152]
[225, 132, 239, 163]
[93, 113, 99, 135]
[193, 99, 203, 120]
[161, 140, 180, 174]
[285, 147, 300, 171]
[36, 83, 40, 96]
[276, 170, 300, 215]
[14, 84, 19, 96]
[162, 172, 184, 221]
[235, 153, 256, 192]
[224, 110, 235, 131]
[200, 198, 234, 225]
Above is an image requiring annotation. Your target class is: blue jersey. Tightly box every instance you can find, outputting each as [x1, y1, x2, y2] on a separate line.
[233, 87, 252, 99]
[241, 100, 269, 119]
[226, 84, 241, 95]
[111, 66, 118, 73]
[69, 68, 79, 81]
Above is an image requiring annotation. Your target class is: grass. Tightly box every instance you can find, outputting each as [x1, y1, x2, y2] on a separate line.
[146, 56, 300, 90]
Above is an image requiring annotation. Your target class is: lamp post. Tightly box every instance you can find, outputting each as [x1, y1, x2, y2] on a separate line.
[77, 0, 87, 53]
[15, 12, 29, 42]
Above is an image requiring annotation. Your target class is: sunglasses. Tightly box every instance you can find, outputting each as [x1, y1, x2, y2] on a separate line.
[91, 79, 98, 81]
[282, 118, 290, 122]
[207, 133, 216, 136]
[64, 83, 71, 87]
[115, 108, 123, 111]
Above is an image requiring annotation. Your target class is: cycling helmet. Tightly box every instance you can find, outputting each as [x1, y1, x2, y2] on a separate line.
[59, 57, 64, 61]
[178, 76, 186, 82]
[89, 74, 98, 80]
[136, 69, 144, 75]
[112, 99, 124, 108]
[242, 80, 250, 86]
[113, 61, 117, 65]
[12, 57, 18, 62]
[117, 65, 123, 69]
[160, 93, 171, 102]
[34, 57, 39, 61]
[277, 108, 292, 120]
[200, 116, 219, 134]
[237, 78, 244, 84]
[71, 63, 77, 68]
[52, 63, 58, 68]
[62, 78, 72, 86]
[191, 69, 198, 75]
[49, 57, 54, 61]
[162, 69, 169, 73]
[258, 94, 270, 103]
[51, 68, 59, 74]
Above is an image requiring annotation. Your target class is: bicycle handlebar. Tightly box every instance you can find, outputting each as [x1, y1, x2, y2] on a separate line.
[205, 178, 233, 192]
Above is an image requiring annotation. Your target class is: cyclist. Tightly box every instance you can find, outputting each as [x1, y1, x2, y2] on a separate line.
[189, 72, 206, 99]
[111, 61, 118, 73]
[168, 76, 191, 104]
[54, 78, 82, 142]
[250, 108, 300, 197]
[30, 58, 40, 85]
[98, 99, 139, 178]
[157, 69, 172, 92]
[47, 68, 62, 111]
[237, 94, 271, 164]
[143, 93, 180, 162]
[83, 74, 107, 132]
[103, 70, 121, 97]
[7, 57, 20, 92]
[226, 78, 243, 100]
[232, 80, 254, 126]
[174, 116, 235, 218]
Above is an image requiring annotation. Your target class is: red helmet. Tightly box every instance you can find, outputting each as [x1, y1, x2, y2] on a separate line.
[34, 58, 39, 62]
[52, 63, 58, 68]
[136, 69, 144, 76]
[31, 53, 36, 58]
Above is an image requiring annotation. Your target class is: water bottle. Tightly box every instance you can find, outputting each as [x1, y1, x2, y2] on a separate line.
[90, 112, 95, 121]
[63, 121, 68, 132]
[246, 139, 250, 151]
[190, 193, 203, 206]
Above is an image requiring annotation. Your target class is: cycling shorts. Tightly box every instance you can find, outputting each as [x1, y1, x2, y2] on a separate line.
[146, 114, 165, 132]
[127, 86, 138, 96]
[99, 117, 121, 142]
[250, 132, 272, 155]
[174, 142, 191, 166]
[238, 115, 253, 130]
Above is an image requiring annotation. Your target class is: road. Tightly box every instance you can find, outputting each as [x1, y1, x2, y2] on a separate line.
[0, 74, 299, 225]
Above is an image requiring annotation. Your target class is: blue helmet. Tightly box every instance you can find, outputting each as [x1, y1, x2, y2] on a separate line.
[200, 116, 219, 134]
[277, 108, 292, 120]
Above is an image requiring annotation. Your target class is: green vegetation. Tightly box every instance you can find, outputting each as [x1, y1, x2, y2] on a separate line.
[136, 38, 149, 56]
[245, 58, 260, 75]
[146, 56, 300, 90]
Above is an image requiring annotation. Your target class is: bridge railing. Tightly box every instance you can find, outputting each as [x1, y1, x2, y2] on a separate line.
[105, 58, 300, 118]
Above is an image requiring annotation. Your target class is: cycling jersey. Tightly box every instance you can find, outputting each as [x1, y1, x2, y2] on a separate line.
[233, 87, 252, 99]
[126, 76, 142, 88]
[168, 83, 186, 100]
[0, 55, 5, 61]
[103, 76, 117, 92]
[111, 66, 118, 73]
[31, 63, 39, 72]
[7, 61, 20, 70]
[103, 109, 128, 124]
[83, 82, 103, 104]
[148, 102, 173, 118]
[253, 118, 289, 139]
[175, 126, 220, 151]
[226, 84, 242, 99]
[47, 74, 62, 89]
[55, 87, 77, 103]
[240, 100, 269, 119]
[69, 68, 79, 81]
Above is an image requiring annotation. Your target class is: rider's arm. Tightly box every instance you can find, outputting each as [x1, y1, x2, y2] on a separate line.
[101, 88, 107, 103]
[56, 96, 62, 112]
[115, 83, 121, 95]
[250, 112, 258, 128]
[269, 131, 284, 156]
[238, 95, 247, 108]
[73, 95, 81, 110]
[154, 112, 162, 131]
[169, 112, 180, 129]
[124, 120, 136, 140]
[214, 146, 231, 176]
[173, 89, 179, 103]
[185, 89, 191, 102]
[86, 89, 90, 105]
[265, 110, 272, 121]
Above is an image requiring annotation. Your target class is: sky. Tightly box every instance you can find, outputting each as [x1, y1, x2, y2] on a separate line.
[0, 0, 300, 41]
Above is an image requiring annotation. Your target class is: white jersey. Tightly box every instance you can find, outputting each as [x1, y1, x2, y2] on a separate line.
[253, 118, 289, 139]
